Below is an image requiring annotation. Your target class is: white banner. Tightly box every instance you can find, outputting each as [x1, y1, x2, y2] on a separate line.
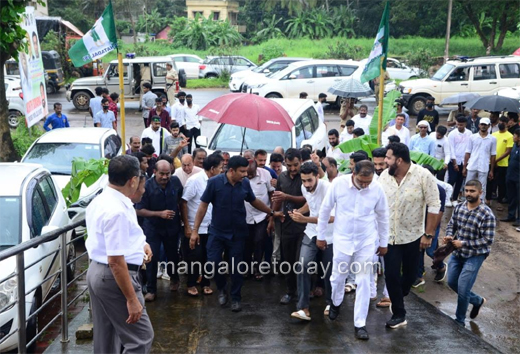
[19, 6, 48, 128]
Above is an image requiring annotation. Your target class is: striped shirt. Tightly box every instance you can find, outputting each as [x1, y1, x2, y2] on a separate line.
[445, 202, 495, 258]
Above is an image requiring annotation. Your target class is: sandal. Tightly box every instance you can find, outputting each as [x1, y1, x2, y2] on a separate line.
[203, 286, 213, 295]
[376, 297, 392, 308]
[345, 283, 357, 293]
[187, 286, 198, 296]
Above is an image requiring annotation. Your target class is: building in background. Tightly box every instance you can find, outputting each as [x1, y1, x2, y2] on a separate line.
[186, 0, 244, 32]
[29, 0, 48, 16]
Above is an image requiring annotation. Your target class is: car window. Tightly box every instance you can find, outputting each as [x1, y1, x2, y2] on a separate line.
[153, 63, 168, 77]
[208, 124, 291, 152]
[316, 65, 340, 78]
[0, 197, 21, 248]
[172, 56, 185, 62]
[386, 60, 399, 68]
[499, 63, 520, 79]
[307, 107, 320, 132]
[31, 189, 49, 237]
[267, 62, 290, 73]
[432, 63, 455, 81]
[234, 58, 250, 66]
[472, 65, 497, 81]
[295, 110, 316, 148]
[338, 65, 357, 77]
[446, 66, 470, 82]
[39, 177, 57, 214]
[104, 135, 122, 159]
[185, 56, 201, 63]
[288, 66, 314, 79]
[106, 63, 128, 78]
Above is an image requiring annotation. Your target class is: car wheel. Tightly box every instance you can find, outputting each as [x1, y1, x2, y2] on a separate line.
[265, 93, 282, 99]
[72, 91, 91, 110]
[205, 73, 218, 79]
[46, 83, 56, 95]
[66, 243, 76, 282]
[409, 96, 426, 116]
[71, 69, 82, 78]
[26, 292, 41, 353]
[335, 96, 342, 108]
[8, 110, 22, 129]
[178, 69, 187, 88]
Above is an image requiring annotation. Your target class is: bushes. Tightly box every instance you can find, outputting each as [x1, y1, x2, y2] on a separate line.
[322, 41, 364, 60]
[12, 120, 45, 157]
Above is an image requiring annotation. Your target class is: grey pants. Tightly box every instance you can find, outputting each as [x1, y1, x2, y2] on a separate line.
[466, 170, 488, 201]
[87, 261, 154, 354]
[272, 219, 282, 262]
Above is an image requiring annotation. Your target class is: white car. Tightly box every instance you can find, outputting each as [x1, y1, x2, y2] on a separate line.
[360, 57, 424, 81]
[5, 76, 25, 129]
[497, 86, 520, 100]
[0, 163, 74, 352]
[22, 128, 122, 236]
[245, 60, 363, 105]
[171, 54, 203, 80]
[196, 98, 327, 154]
[229, 57, 310, 92]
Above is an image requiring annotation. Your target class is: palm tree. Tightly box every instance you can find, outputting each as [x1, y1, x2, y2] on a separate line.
[256, 15, 285, 41]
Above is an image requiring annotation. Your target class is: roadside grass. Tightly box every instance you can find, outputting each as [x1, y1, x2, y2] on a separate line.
[185, 77, 229, 89]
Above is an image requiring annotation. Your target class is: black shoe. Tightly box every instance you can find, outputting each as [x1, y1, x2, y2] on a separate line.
[412, 278, 425, 288]
[434, 263, 447, 282]
[328, 303, 341, 320]
[218, 289, 228, 306]
[470, 298, 486, 319]
[231, 301, 242, 312]
[386, 316, 407, 329]
[500, 218, 515, 222]
[279, 294, 292, 305]
[513, 221, 520, 227]
[355, 326, 369, 340]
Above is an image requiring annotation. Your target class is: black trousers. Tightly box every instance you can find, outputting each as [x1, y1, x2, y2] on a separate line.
[384, 237, 422, 318]
[436, 168, 447, 182]
[181, 233, 210, 288]
[448, 162, 464, 201]
[244, 219, 269, 275]
[145, 227, 180, 294]
[507, 178, 520, 221]
[486, 166, 507, 201]
[186, 127, 201, 153]
[280, 232, 304, 296]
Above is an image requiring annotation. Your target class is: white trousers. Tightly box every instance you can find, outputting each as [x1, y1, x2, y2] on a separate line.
[330, 243, 375, 327]
[466, 170, 488, 201]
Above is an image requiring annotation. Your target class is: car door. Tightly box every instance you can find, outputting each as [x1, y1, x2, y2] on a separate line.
[183, 56, 202, 79]
[386, 58, 405, 80]
[294, 108, 317, 148]
[314, 64, 341, 101]
[440, 65, 471, 102]
[498, 63, 520, 88]
[283, 65, 316, 98]
[152, 62, 168, 86]
[232, 57, 255, 74]
[306, 106, 326, 150]
[469, 64, 499, 96]
[105, 63, 131, 96]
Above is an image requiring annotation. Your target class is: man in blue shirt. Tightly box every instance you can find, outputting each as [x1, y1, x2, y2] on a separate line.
[409, 120, 435, 156]
[190, 156, 282, 312]
[94, 98, 116, 129]
[43, 103, 69, 131]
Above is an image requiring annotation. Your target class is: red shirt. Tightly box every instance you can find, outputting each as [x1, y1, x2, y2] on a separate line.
[147, 108, 171, 129]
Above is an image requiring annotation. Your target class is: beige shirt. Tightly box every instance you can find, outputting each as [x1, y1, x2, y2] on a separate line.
[166, 68, 178, 85]
[378, 164, 441, 245]
[174, 165, 202, 187]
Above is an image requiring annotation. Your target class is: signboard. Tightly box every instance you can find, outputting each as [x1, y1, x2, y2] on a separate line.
[19, 6, 48, 128]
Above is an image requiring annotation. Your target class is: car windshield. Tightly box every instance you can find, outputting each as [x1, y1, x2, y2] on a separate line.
[23, 143, 101, 175]
[209, 124, 292, 152]
[0, 197, 21, 249]
[252, 60, 274, 73]
[432, 64, 455, 81]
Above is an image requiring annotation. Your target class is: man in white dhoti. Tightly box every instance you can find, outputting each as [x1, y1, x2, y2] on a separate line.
[317, 160, 389, 340]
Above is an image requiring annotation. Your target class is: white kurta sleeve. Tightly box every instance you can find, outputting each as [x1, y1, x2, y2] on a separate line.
[317, 180, 336, 241]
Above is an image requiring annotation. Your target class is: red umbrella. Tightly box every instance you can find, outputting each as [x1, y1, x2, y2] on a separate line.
[198, 93, 294, 132]
[514, 48, 520, 56]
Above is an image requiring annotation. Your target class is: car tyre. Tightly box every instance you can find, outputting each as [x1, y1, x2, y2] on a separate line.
[26, 291, 41, 353]
[66, 243, 76, 283]
[265, 93, 282, 99]
[205, 73, 218, 79]
[8, 110, 22, 129]
[409, 95, 426, 116]
[178, 69, 187, 88]
[46, 82, 56, 95]
[72, 91, 92, 111]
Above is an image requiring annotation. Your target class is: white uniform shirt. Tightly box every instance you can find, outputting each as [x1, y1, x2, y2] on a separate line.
[85, 187, 145, 265]
[466, 133, 497, 173]
[184, 104, 201, 130]
[182, 171, 211, 234]
[317, 174, 389, 255]
[448, 128, 472, 165]
[174, 166, 202, 187]
[245, 168, 274, 224]
[351, 114, 373, 135]
[429, 132, 451, 164]
[171, 102, 186, 126]
[141, 126, 171, 155]
[302, 179, 334, 243]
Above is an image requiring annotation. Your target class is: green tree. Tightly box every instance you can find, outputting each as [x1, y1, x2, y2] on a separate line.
[255, 15, 285, 42]
[331, 5, 356, 38]
[136, 8, 167, 34]
[264, 0, 318, 15]
[285, 8, 333, 39]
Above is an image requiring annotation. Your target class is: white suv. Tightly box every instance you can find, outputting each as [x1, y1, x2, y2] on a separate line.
[399, 55, 520, 115]
[5, 76, 25, 129]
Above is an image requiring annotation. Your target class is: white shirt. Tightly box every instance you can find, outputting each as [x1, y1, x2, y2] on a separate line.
[245, 168, 274, 224]
[339, 130, 353, 143]
[89, 96, 103, 119]
[171, 102, 186, 126]
[302, 179, 334, 243]
[317, 174, 389, 255]
[184, 104, 201, 130]
[327, 146, 350, 161]
[315, 102, 325, 123]
[85, 187, 145, 265]
[448, 128, 472, 165]
[351, 114, 373, 135]
[141, 126, 171, 155]
[384, 125, 410, 146]
[182, 171, 211, 234]
[429, 132, 451, 164]
[174, 165, 202, 187]
[466, 133, 497, 173]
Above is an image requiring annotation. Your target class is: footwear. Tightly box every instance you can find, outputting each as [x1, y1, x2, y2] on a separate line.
[376, 297, 392, 308]
[187, 286, 198, 296]
[231, 301, 242, 312]
[386, 316, 407, 329]
[323, 305, 330, 316]
[279, 294, 292, 305]
[345, 283, 357, 293]
[144, 292, 156, 302]
[355, 326, 369, 340]
[516, 228, 520, 232]
[203, 286, 213, 295]
[291, 309, 311, 321]
[156, 269, 163, 279]
[218, 289, 228, 306]
[470, 298, 486, 319]
[161, 273, 170, 281]
[500, 218, 515, 222]
[328, 303, 341, 320]
[169, 281, 180, 292]
[412, 278, 425, 288]
[434, 263, 447, 282]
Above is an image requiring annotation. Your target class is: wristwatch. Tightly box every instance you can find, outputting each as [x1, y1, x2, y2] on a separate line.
[270, 210, 274, 217]
[423, 233, 434, 239]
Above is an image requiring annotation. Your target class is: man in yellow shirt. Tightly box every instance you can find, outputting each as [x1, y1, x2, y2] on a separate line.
[489, 116, 514, 205]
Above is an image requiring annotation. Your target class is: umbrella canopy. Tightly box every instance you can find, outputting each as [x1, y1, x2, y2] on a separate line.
[513, 47, 520, 56]
[198, 93, 294, 132]
[327, 78, 372, 98]
[441, 92, 480, 105]
[464, 95, 520, 113]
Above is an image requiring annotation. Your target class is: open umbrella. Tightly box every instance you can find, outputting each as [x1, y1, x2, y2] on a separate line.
[441, 92, 480, 105]
[464, 95, 520, 113]
[198, 93, 294, 153]
[327, 78, 372, 98]
[513, 47, 520, 56]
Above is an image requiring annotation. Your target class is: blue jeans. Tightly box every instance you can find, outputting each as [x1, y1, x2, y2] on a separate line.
[417, 226, 440, 278]
[145, 227, 180, 294]
[447, 253, 487, 325]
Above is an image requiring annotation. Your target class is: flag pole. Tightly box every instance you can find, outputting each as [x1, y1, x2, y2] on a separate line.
[376, 56, 385, 146]
[118, 51, 126, 154]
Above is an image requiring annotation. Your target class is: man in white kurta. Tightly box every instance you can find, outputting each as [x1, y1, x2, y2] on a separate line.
[317, 160, 389, 340]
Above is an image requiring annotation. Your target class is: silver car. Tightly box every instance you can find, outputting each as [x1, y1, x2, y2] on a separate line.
[199, 56, 256, 79]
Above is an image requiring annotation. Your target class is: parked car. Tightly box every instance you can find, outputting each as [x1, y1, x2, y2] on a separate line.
[22, 128, 122, 236]
[66, 56, 187, 110]
[245, 59, 363, 105]
[359, 57, 425, 81]
[399, 55, 520, 115]
[196, 98, 327, 155]
[229, 57, 310, 92]
[171, 54, 204, 79]
[497, 86, 520, 101]
[0, 163, 74, 352]
[199, 56, 256, 79]
[5, 76, 24, 129]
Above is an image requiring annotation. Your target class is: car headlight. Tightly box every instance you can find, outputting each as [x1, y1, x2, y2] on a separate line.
[70, 188, 103, 208]
[400, 87, 412, 94]
[249, 83, 266, 89]
[0, 278, 17, 312]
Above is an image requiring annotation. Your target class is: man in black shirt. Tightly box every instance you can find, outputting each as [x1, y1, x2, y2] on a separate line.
[503, 128, 520, 226]
[268, 148, 307, 304]
[466, 109, 481, 134]
[416, 96, 439, 132]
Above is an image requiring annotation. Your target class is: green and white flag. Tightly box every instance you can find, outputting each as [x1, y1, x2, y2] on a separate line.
[68, 1, 117, 67]
[360, 1, 389, 83]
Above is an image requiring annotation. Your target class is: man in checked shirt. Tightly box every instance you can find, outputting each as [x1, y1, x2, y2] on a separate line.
[443, 179, 496, 327]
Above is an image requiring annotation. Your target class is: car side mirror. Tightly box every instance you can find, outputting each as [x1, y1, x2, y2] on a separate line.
[196, 136, 208, 148]
[263, 69, 270, 73]
[289, 74, 297, 80]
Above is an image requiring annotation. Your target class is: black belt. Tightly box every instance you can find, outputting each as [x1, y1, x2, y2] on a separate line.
[96, 261, 140, 271]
